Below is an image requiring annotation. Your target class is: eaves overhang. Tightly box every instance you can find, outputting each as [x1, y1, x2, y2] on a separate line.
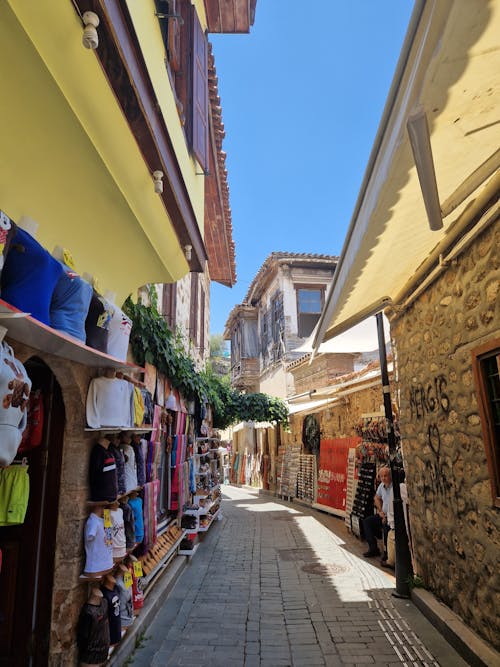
[204, 0, 256, 33]
[204, 44, 236, 286]
[313, 0, 500, 351]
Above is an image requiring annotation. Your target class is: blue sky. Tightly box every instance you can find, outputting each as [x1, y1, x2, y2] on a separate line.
[209, 1, 414, 336]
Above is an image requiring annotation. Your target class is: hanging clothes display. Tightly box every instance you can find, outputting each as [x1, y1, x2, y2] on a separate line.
[50, 263, 93, 342]
[0, 342, 32, 467]
[142, 480, 159, 549]
[0, 465, 30, 526]
[1, 226, 64, 326]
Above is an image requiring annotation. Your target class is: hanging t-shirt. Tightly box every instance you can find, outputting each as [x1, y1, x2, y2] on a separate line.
[0, 466, 30, 526]
[76, 598, 110, 665]
[106, 301, 132, 361]
[141, 389, 154, 426]
[85, 290, 112, 352]
[1, 227, 64, 325]
[133, 387, 145, 427]
[83, 513, 113, 576]
[86, 376, 134, 429]
[110, 507, 126, 560]
[120, 501, 136, 550]
[129, 561, 144, 610]
[50, 263, 93, 342]
[18, 389, 44, 453]
[109, 444, 126, 497]
[100, 584, 122, 645]
[115, 575, 134, 627]
[131, 440, 146, 488]
[0, 211, 17, 275]
[121, 443, 138, 493]
[127, 496, 144, 543]
[88, 444, 118, 502]
[0, 342, 32, 467]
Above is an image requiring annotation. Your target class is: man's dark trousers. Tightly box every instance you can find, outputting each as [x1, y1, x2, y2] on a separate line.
[363, 514, 389, 554]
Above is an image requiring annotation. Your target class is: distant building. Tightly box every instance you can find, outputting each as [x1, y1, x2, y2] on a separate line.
[224, 252, 355, 398]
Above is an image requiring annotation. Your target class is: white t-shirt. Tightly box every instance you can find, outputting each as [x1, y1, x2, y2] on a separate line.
[86, 376, 134, 428]
[106, 302, 132, 362]
[110, 507, 126, 559]
[387, 483, 408, 531]
[83, 512, 113, 575]
[376, 482, 393, 515]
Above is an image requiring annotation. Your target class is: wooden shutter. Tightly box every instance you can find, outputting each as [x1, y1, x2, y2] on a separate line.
[162, 283, 177, 329]
[199, 285, 205, 353]
[167, 0, 181, 72]
[192, 10, 208, 171]
[190, 273, 199, 342]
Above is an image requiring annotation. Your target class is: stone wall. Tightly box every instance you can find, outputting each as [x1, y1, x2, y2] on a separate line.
[283, 382, 385, 447]
[291, 353, 356, 395]
[12, 341, 107, 665]
[389, 219, 500, 649]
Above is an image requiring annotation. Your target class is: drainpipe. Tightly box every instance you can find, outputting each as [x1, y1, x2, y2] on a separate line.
[376, 313, 413, 598]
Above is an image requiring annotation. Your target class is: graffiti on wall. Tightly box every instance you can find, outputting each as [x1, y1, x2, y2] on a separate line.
[409, 375, 463, 509]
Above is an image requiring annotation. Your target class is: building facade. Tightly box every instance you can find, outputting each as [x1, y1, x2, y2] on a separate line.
[312, 0, 500, 652]
[224, 253, 340, 398]
[0, 1, 256, 663]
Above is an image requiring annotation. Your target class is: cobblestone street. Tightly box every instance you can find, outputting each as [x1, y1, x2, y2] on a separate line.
[130, 486, 467, 667]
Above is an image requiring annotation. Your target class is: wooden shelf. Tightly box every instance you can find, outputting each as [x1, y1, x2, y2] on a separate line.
[84, 427, 153, 433]
[0, 299, 142, 371]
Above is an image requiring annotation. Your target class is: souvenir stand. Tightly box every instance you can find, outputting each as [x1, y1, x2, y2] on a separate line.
[348, 412, 401, 538]
[179, 437, 223, 556]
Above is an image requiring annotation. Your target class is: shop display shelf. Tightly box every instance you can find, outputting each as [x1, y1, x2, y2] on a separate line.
[198, 518, 213, 532]
[141, 529, 186, 591]
[0, 298, 143, 371]
[179, 542, 199, 557]
[84, 427, 153, 433]
[183, 507, 200, 516]
[198, 498, 219, 515]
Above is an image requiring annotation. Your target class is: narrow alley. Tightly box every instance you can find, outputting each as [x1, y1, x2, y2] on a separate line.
[130, 486, 467, 667]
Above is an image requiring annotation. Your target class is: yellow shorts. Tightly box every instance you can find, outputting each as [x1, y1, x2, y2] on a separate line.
[0, 465, 30, 525]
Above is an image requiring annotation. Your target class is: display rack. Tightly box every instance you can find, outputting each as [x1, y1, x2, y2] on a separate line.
[350, 461, 376, 538]
[0, 298, 143, 371]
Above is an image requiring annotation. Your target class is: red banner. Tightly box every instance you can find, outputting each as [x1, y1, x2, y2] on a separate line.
[317, 438, 360, 511]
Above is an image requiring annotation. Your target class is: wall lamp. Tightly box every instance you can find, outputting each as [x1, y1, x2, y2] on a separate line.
[152, 170, 164, 194]
[82, 11, 100, 50]
[407, 108, 443, 231]
[184, 244, 192, 261]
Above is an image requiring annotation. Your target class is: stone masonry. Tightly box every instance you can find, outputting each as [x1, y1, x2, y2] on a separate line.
[389, 218, 500, 649]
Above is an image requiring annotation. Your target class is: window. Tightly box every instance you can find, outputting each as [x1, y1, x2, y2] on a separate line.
[472, 339, 500, 507]
[155, 1, 208, 171]
[296, 286, 324, 338]
[161, 282, 177, 330]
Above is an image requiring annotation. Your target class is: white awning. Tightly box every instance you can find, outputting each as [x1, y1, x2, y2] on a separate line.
[293, 314, 390, 355]
[313, 0, 500, 349]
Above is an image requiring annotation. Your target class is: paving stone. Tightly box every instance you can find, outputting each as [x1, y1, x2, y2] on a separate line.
[130, 486, 467, 667]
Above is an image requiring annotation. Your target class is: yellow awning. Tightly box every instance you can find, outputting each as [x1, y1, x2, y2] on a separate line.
[314, 0, 500, 349]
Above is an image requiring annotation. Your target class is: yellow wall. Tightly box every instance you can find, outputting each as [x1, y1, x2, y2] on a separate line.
[2, 1, 192, 303]
[125, 0, 206, 236]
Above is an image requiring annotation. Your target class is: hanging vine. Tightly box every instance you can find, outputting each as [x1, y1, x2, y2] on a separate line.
[123, 294, 289, 430]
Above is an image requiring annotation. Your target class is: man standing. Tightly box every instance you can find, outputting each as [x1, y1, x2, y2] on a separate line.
[362, 466, 392, 558]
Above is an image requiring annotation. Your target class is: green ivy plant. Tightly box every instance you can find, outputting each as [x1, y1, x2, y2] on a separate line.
[123, 294, 289, 430]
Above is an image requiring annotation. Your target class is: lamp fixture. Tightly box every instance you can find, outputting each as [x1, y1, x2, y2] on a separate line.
[407, 108, 443, 231]
[152, 170, 164, 194]
[184, 244, 192, 261]
[82, 11, 100, 50]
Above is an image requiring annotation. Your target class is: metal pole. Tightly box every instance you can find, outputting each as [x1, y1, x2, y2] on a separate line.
[376, 313, 413, 598]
